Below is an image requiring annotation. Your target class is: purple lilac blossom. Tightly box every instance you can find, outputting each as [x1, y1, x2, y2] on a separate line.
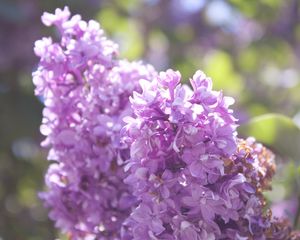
[121, 70, 297, 239]
[34, 6, 300, 240]
[33, 7, 157, 239]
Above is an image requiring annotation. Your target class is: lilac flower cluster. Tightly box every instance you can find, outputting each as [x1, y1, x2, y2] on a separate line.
[121, 70, 272, 239]
[34, 7, 300, 240]
[33, 7, 156, 239]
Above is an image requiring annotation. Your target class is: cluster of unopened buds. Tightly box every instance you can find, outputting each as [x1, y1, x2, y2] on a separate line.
[33, 7, 300, 240]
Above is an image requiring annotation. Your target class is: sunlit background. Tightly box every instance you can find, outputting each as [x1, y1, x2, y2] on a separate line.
[1, 0, 300, 239]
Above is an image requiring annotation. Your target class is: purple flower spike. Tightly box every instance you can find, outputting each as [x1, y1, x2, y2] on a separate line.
[121, 69, 295, 239]
[34, 7, 157, 239]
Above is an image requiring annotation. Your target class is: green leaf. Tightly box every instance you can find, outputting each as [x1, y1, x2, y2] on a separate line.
[204, 50, 243, 96]
[96, 9, 143, 60]
[239, 114, 300, 161]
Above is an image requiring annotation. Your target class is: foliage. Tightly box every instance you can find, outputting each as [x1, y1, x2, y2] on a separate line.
[239, 114, 300, 161]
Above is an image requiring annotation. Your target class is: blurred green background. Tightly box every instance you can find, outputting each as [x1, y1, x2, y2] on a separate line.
[1, 0, 300, 239]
